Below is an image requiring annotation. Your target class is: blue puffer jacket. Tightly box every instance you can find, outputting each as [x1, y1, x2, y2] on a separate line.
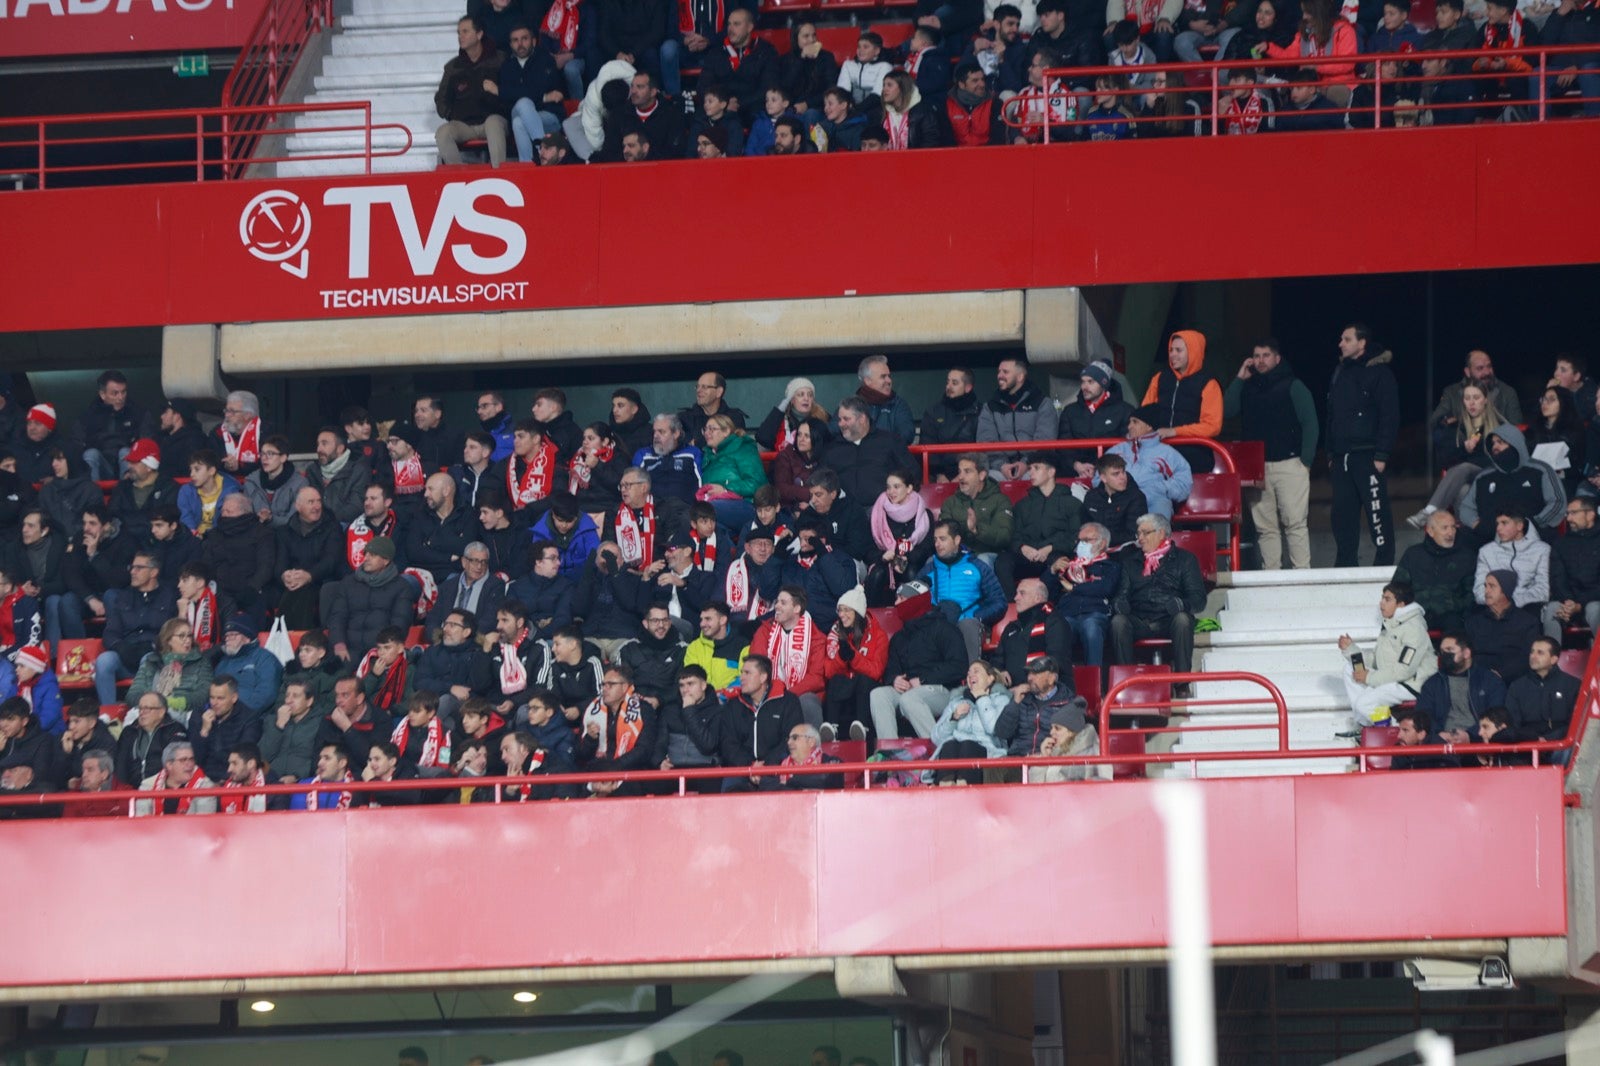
[214, 641, 285, 715]
[919, 550, 1007, 624]
[930, 686, 1015, 758]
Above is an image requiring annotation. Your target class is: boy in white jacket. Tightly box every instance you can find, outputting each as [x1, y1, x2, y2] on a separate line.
[837, 32, 894, 104]
[1338, 581, 1438, 729]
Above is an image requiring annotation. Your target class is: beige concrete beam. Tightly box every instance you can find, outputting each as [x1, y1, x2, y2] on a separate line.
[217, 290, 1028, 375]
[160, 323, 227, 403]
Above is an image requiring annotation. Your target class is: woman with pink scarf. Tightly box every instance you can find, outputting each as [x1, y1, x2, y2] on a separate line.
[867, 468, 933, 607]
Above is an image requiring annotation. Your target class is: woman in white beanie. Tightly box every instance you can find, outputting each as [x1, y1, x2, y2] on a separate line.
[756, 378, 830, 452]
[821, 585, 888, 742]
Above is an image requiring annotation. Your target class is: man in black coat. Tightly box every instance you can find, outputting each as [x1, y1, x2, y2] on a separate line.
[272, 486, 343, 630]
[1395, 510, 1476, 633]
[1110, 513, 1207, 685]
[1544, 496, 1600, 641]
[798, 469, 875, 563]
[188, 676, 264, 783]
[623, 71, 687, 159]
[430, 542, 510, 638]
[323, 537, 415, 663]
[718, 654, 804, 791]
[500, 23, 566, 162]
[619, 605, 690, 711]
[156, 399, 208, 482]
[869, 581, 968, 739]
[1505, 637, 1580, 746]
[921, 367, 981, 482]
[1082, 453, 1147, 549]
[72, 371, 155, 482]
[698, 9, 780, 118]
[1464, 569, 1541, 684]
[404, 473, 481, 586]
[1059, 362, 1133, 478]
[1326, 323, 1399, 567]
[996, 577, 1073, 685]
[820, 397, 914, 505]
[200, 495, 275, 617]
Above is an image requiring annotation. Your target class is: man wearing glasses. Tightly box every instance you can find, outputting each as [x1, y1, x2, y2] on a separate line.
[1109, 513, 1207, 695]
[1544, 497, 1600, 640]
[94, 552, 174, 706]
[429, 542, 508, 638]
[577, 664, 657, 797]
[758, 722, 844, 791]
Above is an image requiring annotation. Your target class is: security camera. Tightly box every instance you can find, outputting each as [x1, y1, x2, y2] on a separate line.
[1403, 957, 1513, 992]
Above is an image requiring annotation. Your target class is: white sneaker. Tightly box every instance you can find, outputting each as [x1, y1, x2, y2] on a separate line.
[820, 723, 837, 743]
[1406, 506, 1435, 530]
[849, 721, 868, 742]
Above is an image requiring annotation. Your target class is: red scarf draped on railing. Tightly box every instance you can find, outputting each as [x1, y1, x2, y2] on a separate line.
[544, 0, 581, 51]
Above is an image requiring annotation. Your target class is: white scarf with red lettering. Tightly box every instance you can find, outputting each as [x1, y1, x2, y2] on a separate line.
[507, 440, 559, 509]
[726, 555, 769, 619]
[568, 441, 614, 495]
[305, 771, 355, 811]
[220, 769, 266, 813]
[220, 418, 261, 466]
[614, 498, 656, 569]
[392, 453, 425, 497]
[692, 531, 719, 572]
[499, 629, 530, 696]
[187, 582, 219, 651]
[346, 510, 395, 569]
[392, 715, 450, 769]
[779, 745, 823, 784]
[150, 766, 209, 815]
[1223, 91, 1265, 134]
[763, 615, 816, 690]
[1484, 10, 1524, 48]
[1015, 79, 1067, 140]
[885, 107, 911, 150]
[543, 0, 581, 51]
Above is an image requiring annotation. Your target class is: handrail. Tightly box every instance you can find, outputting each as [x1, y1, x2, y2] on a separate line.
[0, 103, 409, 189]
[1000, 43, 1600, 140]
[1099, 670, 1289, 757]
[220, 0, 333, 176]
[913, 435, 1236, 484]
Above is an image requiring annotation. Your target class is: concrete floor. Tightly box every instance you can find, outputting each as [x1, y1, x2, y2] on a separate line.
[1254, 474, 1433, 574]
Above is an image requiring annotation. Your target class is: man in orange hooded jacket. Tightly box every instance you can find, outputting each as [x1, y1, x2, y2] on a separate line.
[1140, 329, 1223, 475]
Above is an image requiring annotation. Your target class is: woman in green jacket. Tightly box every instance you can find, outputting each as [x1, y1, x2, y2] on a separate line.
[700, 413, 769, 533]
[126, 617, 214, 727]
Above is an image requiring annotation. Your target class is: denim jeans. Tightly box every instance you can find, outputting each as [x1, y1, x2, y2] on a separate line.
[710, 497, 754, 535]
[561, 57, 588, 100]
[1547, 61, 1600, 118]
[44, 591, 89, 648]
[94, 649, 132, 706]
[511, 97, 563, 161]
[1065, 612, 1109, 667]
[659, 37, 683, 98]
[82, 446, 129, 482]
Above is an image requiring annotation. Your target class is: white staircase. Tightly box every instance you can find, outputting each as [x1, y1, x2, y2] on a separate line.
[1171, 567, 1395, 778]
[280, 0, 459, 177]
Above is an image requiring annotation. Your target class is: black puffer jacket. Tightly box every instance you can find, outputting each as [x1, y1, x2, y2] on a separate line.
[73, 398, 154, 458]
[1115, 544, 1207, 622]
[414, 639, 493, 698]
[1506, 668, 1580, 742]
[201, 512, 276, 604]
[883, 611, 967, 688]
[274, 513, 344, 588]
[1326, 349, 1399, 461]
[62, 522, 137, 601]
[1394, 537, 1477, 633]
[619, 630, 689, 708]
[653, 694, 723, 767]
[324, 565, 414, 657]
[1552, 525, 1600, 605]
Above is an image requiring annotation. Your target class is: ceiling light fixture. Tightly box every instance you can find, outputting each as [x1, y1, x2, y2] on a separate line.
[249, 1000, 276, 1013]
[512, 991, 538, 1004]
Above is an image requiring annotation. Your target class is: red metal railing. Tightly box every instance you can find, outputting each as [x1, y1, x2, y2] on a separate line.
[1000, 43, 1600, 140]
[0, 103, 411, 189]
[221, 0, 334, 175]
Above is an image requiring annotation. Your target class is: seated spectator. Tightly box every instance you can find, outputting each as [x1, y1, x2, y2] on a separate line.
[325, 536, 413, 664]
[115, 692, 187, 788]
[495, 726, 560, 802]
[452, 699, 508, 778]
[1110, 513, 1207, 688]
[343, 484, 403, 575]
[1471, 0, 1539, 118]
[355, 627, 412, 720]
[177, 450, 241, 537]
[382, 425, 429, 522]
[14, 404, 62, 488]
[57, 698, 115, 790]
[1, 644, 61, 737]
[0, 564, 41, 660]
[1049, 521, 1122, 668]
[406, 473, 480, 587]
[1465, 570, 1541, 683]
[869, 580, 968, 739]
[686, 84, 746, 158]
[429, 542, 508, 638]
[719, 654, 803, 792]
[785, 526, 857, 632]
[780, 22, 841, 115]
[290, 743, 355, 811]
[272, 486, 341, 631]
[1060, 361, 1134, 478]
[573, 542, 651, 659]
[529, 494, 601, 580]
[1346, 55, 1412, 127]
[770, 116, 815, 154]
[94, 550, 175, 706]
[1390, 708, 1461, 770]
[1395, 510, 1476, 633]
[1008, 50, 1067, 145]
[747, 84, 799, 156]
[1544, 497, 1600, 640]
[1365, 0, 1420, 51]
[757, 379, 829, 453]
[190, 676, 264, 783]
[939, 62, 1006, 146]
[820, 587, 888, 743]
[1105, 406, 1193, 519]
[994, 656, 1079, 779]
[416, 610, 494, 724]
[502, 540, 565, 636]
[680, 371, 749, 449]
[1474, 508, 1550, 608]
[773, 419, 829, 513]
[126, 618, 211, 726]
[1416, 632, 1506, 744]
[1265, 0, 1358, 104]
[1410, 381, 1504, 530]
[279, 630, 340, 716]
[217, 742, 267, 814]
[654, 665, 723, 788]
[390, 691, 453, 778]
[699, 414, 766, 532]
[604, 468, 687, 574]
[156, 399, 207, 483]
[1030, 697, 1111, 783]
[758, 722, 844, 791]
[1103, 0, 1178, 62]
[619, 604, 690, 710]
[577, 663, 658, 796]
[821, 398, 914, 505]
[1273, 68, 1344, 132]
[697, 7, 779, 120]
[685, 502, 730, 575]
[353, 740, 423, 808]
[1526, 386, 1585, 499]
[750, 586, 827, 726]
[686, 601, 750, 693]
[470, 491, 521, 578]
[919, 520, 1008, 663]
[929, 660, 1015, 784]
[453, 430, 498, 510]
[501, 22, 566, 162]
[435, 15, 509, 167]
[201, 494, 274, 618]
[567, 422, 629, 513]
[878, 71, 947, 149]
[39, 451, 101, 542]
[644, 532, 713, 623]
[215, 615, 285, 716]
[801, 468, 875, 562]
[534, 624, 605, 722]
[68, 371, 150, 482]
[243, 436, 309, 529]
[1082, 74, 1134, 140]
[110, 437, 180, 541]
[1542, 0, 1600, 119]
[838, 30, 893, 104]
[306, 426, 373, 529]
[134, 740, 216, 816]
[939, 454, 1014, 572]
[212, 390, 270, 480]
[54, 503, 136, 647]
[995, 576, 1072, 689]
[1506, 638, 1580, 754]
[867, 468, 934, 606]
[319, 675, 394, 769]
[4, 511, 64, 622]
[144, 505, 201, 588]
[1001, 451, 1081, 595]
[1472, 707, 1528, 767]
[1173, 0, 1227, 61]
[1337, 581, 1436, 729]
[1414, 36, 1478, 125]
[501, 420, 564, 527]
[978, 357, 1057, 481]
[634, 414, 703, 505]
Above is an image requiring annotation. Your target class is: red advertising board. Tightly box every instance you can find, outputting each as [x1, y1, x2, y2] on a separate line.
[0, 121, 1596, 333]
[0, 0, 270, 59]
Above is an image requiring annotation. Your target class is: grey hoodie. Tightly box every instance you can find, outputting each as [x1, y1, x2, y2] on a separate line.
[1459, 423, 1566, 532]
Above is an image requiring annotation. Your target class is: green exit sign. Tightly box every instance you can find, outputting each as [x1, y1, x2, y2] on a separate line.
[175, 53, 210, 77]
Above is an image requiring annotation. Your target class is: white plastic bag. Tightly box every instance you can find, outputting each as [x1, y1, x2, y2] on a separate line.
[263, 615, 295, 666]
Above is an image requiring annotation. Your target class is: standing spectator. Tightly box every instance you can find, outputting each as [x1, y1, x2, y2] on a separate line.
[1336, 581, 1436, 729]
[750, 586, 827, 726]
[435, 16, 509, 167]
[1410, 382, 1504, 530]
[126, 619, 212, 725]
[773, 419, 829, 513]
[929, 660, 1015, 783]
[634, 414, 703, 505]
[820, 398, 914, 505]
[780, 22, 841, 113]
[201, 495, 275, 618]
[1000, 452, 1081, 594]
[1506, 638, 1579, 750]
[305, 427, 372, 528]
[1139, 329, 1222, 473]
[72, 371, 153, 482]
[1415, 633, 1506, 744]
[820, 586, 889, 742]
[1430, 349, 1525, 432]
[501, 22, 566, 162]
[756, 378, 830, 452]
[922, 368, 981, 483]
[1465, 570, 1541, 683]
[1544, 497, 1600, 641]
[325, 537, 414, 664]
[680, 372, 749, 449]
[1326, 322, 1399, 568]
[869, 580, 967, 739]
[1474, 509, 1550, 609]
[1050, 521, 1122, 668]
[1082, 453, 1147, 548]
[1225, 339, 1317, 570]
[977, 357, 1057, 481]
[272, 486, 342, 630]
[156, 399, 206, 482]
[177, 450, 241, 535]
[244, 436, 310, 529]
[1459, 425, 1566, 536]
[1105, 407, 1193, 519]
[867, 469, 934, 606]
[1110, 513, 1206, 690]
[938, 454, 1014, 568]
[1395, 510, 1476, 633]
[918, 520, 1007, 663]
[94, 551, 174, 706]
[212, 390, 268, 479]
[1060, 361, 1133, 479]
[110, 438, 180, 541]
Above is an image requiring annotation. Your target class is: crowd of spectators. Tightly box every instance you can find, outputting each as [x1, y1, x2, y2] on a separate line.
[0, 336, 1592, 810]
[432, 0, 1599, 165]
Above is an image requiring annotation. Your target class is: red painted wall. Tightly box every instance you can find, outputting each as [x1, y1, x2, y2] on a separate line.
[0, 0, 271, 59]
[1, 122, 1596, 334]
[0, 770, 1565, 990]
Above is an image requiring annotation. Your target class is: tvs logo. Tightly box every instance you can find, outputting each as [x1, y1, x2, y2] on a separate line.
[239, 189, 312, 279]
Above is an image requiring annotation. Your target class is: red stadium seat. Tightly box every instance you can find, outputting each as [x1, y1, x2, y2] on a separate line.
[997, 479, 1030, 504]
[99, 703, 126, 724]
[1074, 666, 1103, 716]
[816, 25, 861, 57]
[872, 20, 916, 46]
[1106, 663, 1172, 718]
[1175, 472, 1240, 525]
[820, 0, 878, 11]
[1170, 529, 1218, 584]
[918, 481, 959, 511]
[821, 740, 868, 788]
[1362, 724, 1402, 770]
[762, 0, 817, 12]
[1104, 729, 1146, 779]
[406, 625, 426, 646]
[986, 604, 1018, 652]
[56, 639, 101, 693]
[869, 606, 903, 638]
[1225, 440, 1266, 489]
[1560, 649, 1588, 678]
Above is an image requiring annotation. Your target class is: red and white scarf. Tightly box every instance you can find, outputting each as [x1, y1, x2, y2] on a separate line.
[1065, 548, 1110, 586]
[543, 0, 581, 51]
[188, 582, 219, 651]
[220, 768, 266, 813]
[1339, 0, 1358, 21]
[763, 616, 816, 690]
[15, 671, 38, 710]
[392, 715, 451, 769]
[305, 771, 355, 811]
[692, 531, 719, 572]
[568, 441, 614, 496]
[392, 453, 425, 498]
[150, 766, 208, 815]
[1015, 79, 1067, 140]
[1223, 91, 1265, 134]
[1127, 0, 1163, 32]
[723, 36, 752, 70]
[507, 440, 559, 509]
[1142, 537, 1174, 577]
[356, 650, 409, 713]
[498, 629, 530, 696]
[614, 498, 657, 570]
[885, 107, 911, 150]
[580, 688, 646, 758]
[220, 418, 261, 466]
[1483, 10, 1525, 48]
[725, 556, 770, 619]
[346, 509, 396, 569]
[779, 746, 823, 784]
[905, 46, 931, 75]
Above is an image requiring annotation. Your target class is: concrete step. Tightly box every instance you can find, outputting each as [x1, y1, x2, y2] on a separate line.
[1172, 710, 1351, 747]
[344, 11, 462, 31]
[1216, 583, 1390, 614]
[277, 151, 436, 177]
[332, 28, 457, 56]
[1200, 626, 1377, 650]
[1216, 566, 1396, 589]
[284, 128, 420, 154]
[351, 0, 460, 15]
[1216, 606, 1384, 634]
[315, 72, 440, 92]
[322, 52, 445, 78]
[1199, 645, 1349, 675]
[293, 107, 435, 132]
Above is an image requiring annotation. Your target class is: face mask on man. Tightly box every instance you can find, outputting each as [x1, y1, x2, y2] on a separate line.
[1075, 541, 1096, 560]
[1440, 651, 1466, 674]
